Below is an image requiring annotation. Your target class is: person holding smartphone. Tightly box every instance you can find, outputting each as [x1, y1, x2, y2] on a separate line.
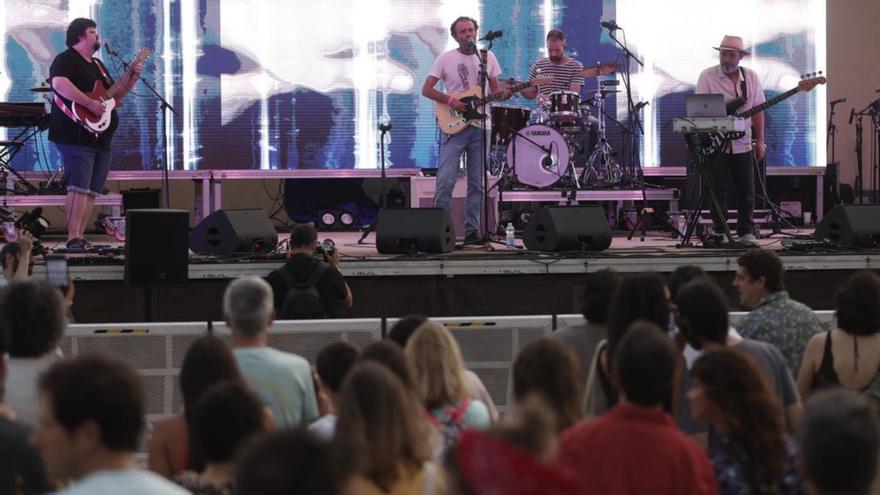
[0, 231, 35, 285]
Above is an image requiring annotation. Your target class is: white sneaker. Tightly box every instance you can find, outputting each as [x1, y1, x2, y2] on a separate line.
[739, 233, 759, 246]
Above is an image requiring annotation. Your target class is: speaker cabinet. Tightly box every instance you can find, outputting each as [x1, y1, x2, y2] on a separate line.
[125, 209, 189, 285]
[523, 206, 612, 251]
[190, 209, 278, 255]
[376, 208, 455, 254]
[814, 204, 880, 247]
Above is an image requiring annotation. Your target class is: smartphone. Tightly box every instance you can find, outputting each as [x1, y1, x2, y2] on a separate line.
[45, 255, 69, 289]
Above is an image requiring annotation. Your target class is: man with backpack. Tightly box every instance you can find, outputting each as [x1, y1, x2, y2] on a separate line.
[266, 223, 352, 319]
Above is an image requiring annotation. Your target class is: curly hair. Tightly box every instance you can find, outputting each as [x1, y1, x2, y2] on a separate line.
[691, 349, 787, 494]
[0, 280, 66, 357]
[835, 270, 880, 336]
[513, 337, 582, 431]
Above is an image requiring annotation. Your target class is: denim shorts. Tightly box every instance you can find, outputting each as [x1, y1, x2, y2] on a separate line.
[55, 143, 112, 196]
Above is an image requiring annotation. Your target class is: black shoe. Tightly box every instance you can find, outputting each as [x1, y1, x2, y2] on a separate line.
[462, 231, 484, 245]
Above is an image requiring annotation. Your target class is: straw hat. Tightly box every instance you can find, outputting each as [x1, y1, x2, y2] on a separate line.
[713, 35, 750, 56]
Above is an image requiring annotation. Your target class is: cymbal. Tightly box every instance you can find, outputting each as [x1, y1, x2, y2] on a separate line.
[578, 62, 619, 78]
[30, 85, 51, 93]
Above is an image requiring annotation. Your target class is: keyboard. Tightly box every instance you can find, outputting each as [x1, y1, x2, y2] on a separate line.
[672, 117, 748, 134]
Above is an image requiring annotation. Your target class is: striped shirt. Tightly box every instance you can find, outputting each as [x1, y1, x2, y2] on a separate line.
[528, 57, 584, 97]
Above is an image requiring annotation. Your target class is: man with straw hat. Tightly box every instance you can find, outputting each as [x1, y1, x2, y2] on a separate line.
[696, 35, 766, 246]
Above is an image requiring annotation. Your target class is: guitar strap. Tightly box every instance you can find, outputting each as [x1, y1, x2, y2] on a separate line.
[739, 67, 748, 107]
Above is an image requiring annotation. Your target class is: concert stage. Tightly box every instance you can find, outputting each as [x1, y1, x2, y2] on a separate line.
[40, 228, 876, 325]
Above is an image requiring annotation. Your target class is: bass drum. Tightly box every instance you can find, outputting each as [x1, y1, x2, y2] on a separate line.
[507, 124, 570, 189]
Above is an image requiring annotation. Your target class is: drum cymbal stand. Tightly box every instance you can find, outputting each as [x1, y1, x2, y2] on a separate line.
[581, 90, 622, 188]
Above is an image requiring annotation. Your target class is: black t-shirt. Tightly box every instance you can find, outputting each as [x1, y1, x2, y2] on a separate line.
[0, 416, 49, 494]
[49, 48, 119, 149]
[266, 253, 348, 316]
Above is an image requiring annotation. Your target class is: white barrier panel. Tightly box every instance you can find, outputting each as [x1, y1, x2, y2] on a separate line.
[62, 319, 382, 454]
[557, 311, 838, 332]
[389, 316, 555, 416]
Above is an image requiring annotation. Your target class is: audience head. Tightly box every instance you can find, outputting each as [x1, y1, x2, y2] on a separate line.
[513, 337, 582, 431]
[667, 265, 708, 300]
[192, 381, 264, 466]
[690, 349, 786, 493]
[581, 269, 620, 324]
[316, 341, 359, 396]
[734, 249, 784, 307]
[223, 276, 274, 337]
[606, 273, 670, 363]
[0, 280, 66, 358]
[358, 340, 413, 389]
[34, 354, 143, 482]
[386, 314, 428, 347]
[674, 279, 730, 349]
[800, 389, 880, 495]
[0, 240, 30, 276]
[236, 429, 354, 495]
[405, 320, 467, 410]
[835, 270, 880, 336]
[180, 335, 243, 470]
[613, 321, 677, 408]
[335, 362, 431, 491]
[289, 223, 318, 251]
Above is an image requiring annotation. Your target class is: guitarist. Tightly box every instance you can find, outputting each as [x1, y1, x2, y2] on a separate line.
[421, 16, 509, 245]
[695, 35, 765, 246]
[49, 18, 142, 251]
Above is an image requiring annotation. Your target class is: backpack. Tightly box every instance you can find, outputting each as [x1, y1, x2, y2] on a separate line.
[277, 262, 328, 319]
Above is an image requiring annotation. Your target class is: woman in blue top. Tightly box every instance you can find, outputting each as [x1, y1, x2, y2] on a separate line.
[689, 349, 804, 495]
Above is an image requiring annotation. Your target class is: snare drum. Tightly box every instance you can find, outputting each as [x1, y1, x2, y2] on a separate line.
[490, 105, 531, 147]
[507, 124, 571, 188]
[549, 91, 581, 122]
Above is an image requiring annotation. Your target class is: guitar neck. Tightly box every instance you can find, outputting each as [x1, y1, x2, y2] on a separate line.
[104, 68, 134, 100]
[736, 87, 799, 119]
[474, 81, 532, 106]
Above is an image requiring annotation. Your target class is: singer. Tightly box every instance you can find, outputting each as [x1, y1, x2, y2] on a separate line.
[421, 16, 508, 245]
[48, 18, 142, 251]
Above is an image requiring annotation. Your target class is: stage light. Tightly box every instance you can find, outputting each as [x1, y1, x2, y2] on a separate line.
[339, 211, 356, 226]
[319, 210, 338, 228]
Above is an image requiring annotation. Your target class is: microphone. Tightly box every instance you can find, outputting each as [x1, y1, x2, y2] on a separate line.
[600, 19, 619, 31]
[104, 41, 118, 57]
[634, 101, 650, 111]
[480, 30, 503, 42]
[465, 39, 476, 50]
[830, 97, 846, 106]
[849, 108, 855, 125]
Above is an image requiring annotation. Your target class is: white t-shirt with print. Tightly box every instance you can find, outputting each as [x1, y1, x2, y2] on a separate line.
[428, 49, 501, 94]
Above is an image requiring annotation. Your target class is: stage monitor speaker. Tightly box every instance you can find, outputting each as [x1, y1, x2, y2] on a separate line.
[376, 208, 454, 254]
[125, 209, 189, 285]
[190, 209, 278, 255]
[523, 205, 612, 252]
[122, 188, 161, 211]
[814, 204, 880, 247]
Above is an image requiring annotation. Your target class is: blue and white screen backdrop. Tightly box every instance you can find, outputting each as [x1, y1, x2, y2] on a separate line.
[1, 0, 825, 171]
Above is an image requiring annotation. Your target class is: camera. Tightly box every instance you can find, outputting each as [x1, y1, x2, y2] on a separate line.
[314, 239, 337, 262]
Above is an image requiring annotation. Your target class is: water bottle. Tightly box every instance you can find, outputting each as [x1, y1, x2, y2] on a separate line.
[505, 223, 516, 249]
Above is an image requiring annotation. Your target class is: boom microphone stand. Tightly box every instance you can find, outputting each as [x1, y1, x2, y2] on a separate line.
[106, 45, 176, 208]
[357, 121, 391, 244]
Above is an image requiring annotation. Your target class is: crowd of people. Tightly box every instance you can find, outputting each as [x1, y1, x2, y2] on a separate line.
[0, 248, 879, 494]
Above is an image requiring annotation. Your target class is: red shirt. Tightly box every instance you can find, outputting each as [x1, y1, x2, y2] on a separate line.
[557, 404, 717, 495]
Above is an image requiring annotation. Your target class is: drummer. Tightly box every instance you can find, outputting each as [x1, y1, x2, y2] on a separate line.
[522, 29, 598, 158]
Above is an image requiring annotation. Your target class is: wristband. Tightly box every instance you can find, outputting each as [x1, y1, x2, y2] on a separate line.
[447, 96, 455, 106]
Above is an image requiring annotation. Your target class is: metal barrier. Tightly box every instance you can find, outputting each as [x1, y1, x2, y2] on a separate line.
[61, 310, 835, 455]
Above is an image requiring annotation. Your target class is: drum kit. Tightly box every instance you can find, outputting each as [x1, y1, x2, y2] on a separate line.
[489, 63, 625, 191]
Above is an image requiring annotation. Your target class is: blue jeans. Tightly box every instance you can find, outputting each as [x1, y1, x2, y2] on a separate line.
[435, 125, 485, 235]
[55, 143, 112, 196]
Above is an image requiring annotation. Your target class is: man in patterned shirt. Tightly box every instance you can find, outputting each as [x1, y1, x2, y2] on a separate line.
[733, 249, 823, 373]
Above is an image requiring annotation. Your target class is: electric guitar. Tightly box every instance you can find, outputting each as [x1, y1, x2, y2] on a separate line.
[69, 47, 151, 134]
[729, 74, 826, 118]
[435, 75, 552, 135]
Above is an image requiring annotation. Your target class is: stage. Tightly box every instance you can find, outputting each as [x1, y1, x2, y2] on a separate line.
[33, 228, 878, 324]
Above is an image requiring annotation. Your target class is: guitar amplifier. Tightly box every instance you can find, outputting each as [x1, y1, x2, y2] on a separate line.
[409, 176, 498, 238]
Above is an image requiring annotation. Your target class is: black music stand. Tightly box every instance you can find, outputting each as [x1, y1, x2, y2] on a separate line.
[678, 133, 736, 247]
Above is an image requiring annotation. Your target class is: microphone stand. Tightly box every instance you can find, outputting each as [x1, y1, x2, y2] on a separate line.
[827, 100, 841, 206]
[475, 43, 492, 245]
[108, 49, 177, 208]
[357, 122, 391, 244]
[607, 28, 643, 186]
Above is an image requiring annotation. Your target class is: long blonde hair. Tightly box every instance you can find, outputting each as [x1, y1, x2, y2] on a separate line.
[405, 321, 467, 410]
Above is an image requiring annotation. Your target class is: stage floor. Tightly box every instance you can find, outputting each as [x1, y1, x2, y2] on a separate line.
[30, 228, 878, 323]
